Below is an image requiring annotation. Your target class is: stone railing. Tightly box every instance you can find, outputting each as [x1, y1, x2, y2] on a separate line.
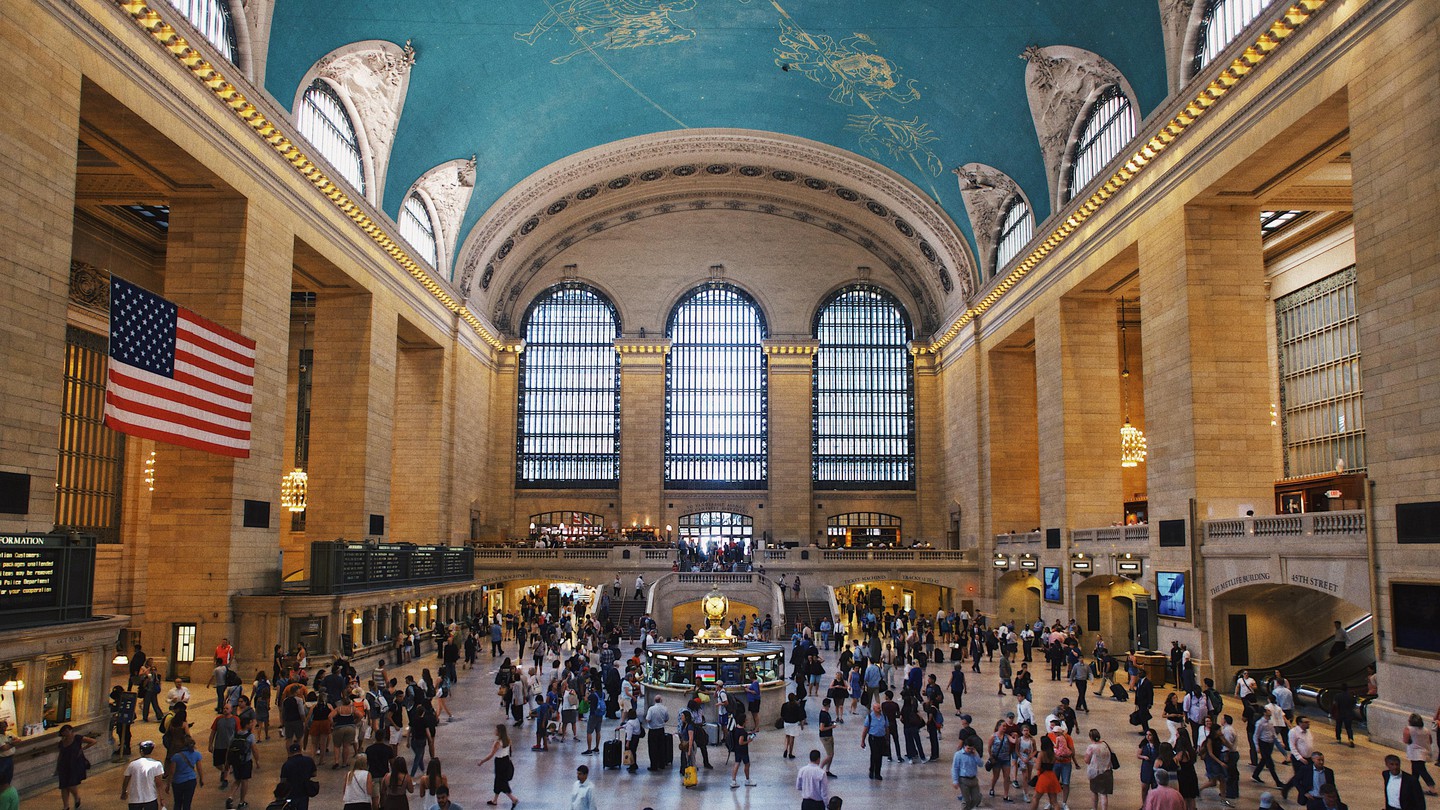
[993, 531, 1043, 546]
[644, 548, 674, 561]
[763, 549, 789, 561]
[1202, 510, 1365, 544]
[1070, 525, 1150, 544]
[676, 572, 755, 585]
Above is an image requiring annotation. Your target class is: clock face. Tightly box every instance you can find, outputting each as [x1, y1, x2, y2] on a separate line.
[704, 596, 726, 618]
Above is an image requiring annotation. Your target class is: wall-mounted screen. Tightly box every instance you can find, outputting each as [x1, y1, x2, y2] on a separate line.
[1156, 571, 1189, 620]
[1043, 566, 1062, 603]
[1390, 582, 1440, 655]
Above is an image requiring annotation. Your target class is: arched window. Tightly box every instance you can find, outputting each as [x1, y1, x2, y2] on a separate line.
[994, 197, 1034, 275]
[1195, 0, 1277, 74]
[295, 79, 366, 196]
[163, 0, 237, 63]
[399, 192, 438, 268]
[665, 283, 768, 488]
[516, 284, 620, 487]
[678, 511, 754, 552]
[826, 512, 902, 547]
[813, 284, 914, 488]
[1067, 86, 1136, 202]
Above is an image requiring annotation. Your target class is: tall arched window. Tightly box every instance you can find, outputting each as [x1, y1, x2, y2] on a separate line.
[163, 0, 237, 63]
[994, 197, 1034, 276]
[1067, 86, 1135, 202]
[813, 284, 914, 488]
[399, 192, 439, 268]
[1194, 0, 1276, 74]
[296, 79, 366, 196]
[516, 284, 620, 487]
[665, 283, 768, 488]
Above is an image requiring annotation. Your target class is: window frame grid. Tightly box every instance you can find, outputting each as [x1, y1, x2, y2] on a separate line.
[664, 282, 769, 489]
[1275, 266, 1366, 478]
[399, 192, 439, 269]
[994, 197, 1034, 276]
[1194, 0, 1277, 75]
[56, 326, 125, 543]
[296, 79, 366, 197]
[515, 283, 622, 488]
[811, 284, 916, 490]
[163, 0, 238, 63]
[1066, 86, 1136, 203]
[677, 511, 755, 550]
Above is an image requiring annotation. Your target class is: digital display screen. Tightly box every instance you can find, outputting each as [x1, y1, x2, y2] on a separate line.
[1156, 571, 1188, 619]
[1043, 566, 1062, 602]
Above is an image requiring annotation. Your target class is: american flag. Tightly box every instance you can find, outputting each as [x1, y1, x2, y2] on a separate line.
[104, 276, 255, 458]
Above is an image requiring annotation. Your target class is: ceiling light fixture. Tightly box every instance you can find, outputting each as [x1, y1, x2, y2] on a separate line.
[1119, 297, 1147, 468]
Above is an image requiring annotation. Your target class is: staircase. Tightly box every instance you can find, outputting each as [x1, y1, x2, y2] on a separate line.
[610, 595, 648, 639]
[783, 599, 832, 635]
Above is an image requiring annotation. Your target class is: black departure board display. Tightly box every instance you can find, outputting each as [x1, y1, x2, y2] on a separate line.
[0, 533, 95, 628]
[309, 541, 474, 594]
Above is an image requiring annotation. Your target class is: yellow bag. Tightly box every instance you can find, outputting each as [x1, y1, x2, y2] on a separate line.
[682, 765, 698, 787]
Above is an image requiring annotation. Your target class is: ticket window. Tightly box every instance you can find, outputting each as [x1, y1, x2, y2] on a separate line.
[42, 659, 73, 730]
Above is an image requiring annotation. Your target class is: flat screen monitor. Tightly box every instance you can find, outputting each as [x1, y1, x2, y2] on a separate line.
[1043, 566, 1062, 602]
[1156, 571, 1188, 620]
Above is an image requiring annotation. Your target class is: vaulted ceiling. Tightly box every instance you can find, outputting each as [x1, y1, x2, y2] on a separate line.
[264, 1, 1170, 284]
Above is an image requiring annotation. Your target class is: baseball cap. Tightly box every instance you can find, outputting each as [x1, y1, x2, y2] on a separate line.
[1259, 793, 1275, 809]
[139, 740, 155, 751]
[288, 742, 302, 753]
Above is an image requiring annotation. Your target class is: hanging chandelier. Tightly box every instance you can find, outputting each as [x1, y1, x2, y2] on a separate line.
[281, 468, 308, 512]
[1119, 297, 1147, 468]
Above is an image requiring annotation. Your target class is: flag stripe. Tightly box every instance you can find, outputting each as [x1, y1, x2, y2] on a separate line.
[105, 390, 252, 440]
[103, 407, 251, 457]
[178, 309, 256, 353]
[175, 346, 254, 387]
[106, 276, 254, 459]
[108, 367, 253, 425]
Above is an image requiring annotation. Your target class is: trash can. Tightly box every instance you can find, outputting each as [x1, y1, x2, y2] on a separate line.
[1135, 652, 1168, 685]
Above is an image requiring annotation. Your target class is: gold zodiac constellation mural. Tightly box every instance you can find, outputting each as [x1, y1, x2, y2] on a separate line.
[515, 0, 700, 65]
[846, 114, 942, 177]
[771, 1, 943, 179]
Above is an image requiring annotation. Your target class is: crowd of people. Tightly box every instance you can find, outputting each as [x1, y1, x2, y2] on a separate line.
[22, 593, 1437, 810]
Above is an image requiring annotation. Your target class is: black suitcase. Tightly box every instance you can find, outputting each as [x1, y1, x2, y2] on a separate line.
[659, 732, 675, 766]
[603, 738, 623, 769]
[934, 646, 944, 664]
[1110, 683, 1129, 701]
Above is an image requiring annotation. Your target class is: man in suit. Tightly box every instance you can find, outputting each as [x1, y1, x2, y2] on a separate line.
[1297, 751, 1336, 805]
[1306, 783, 1346, 810]
[1133, 673, 1155, 733]
[1383, 755, 1427, 810]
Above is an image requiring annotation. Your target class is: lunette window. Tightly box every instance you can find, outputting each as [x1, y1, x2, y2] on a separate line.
[516, 284, 621, 487]
[813, 284, 914, 488]
[1195, 0, 1278, 74]
[399, 192, 439, 268]
[1067, 86, 1135, 203]
[295, 79, 366, 196]
[994, 197, 1034, 276]
[163, 0, 237, 63]
[665, 283, 768, 488]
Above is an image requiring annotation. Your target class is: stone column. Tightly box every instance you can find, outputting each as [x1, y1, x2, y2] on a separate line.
[616, 339, 670, 529]
[306, 291, 397, 542]
[1347, 14, 1440, 746]
[391, 337, 447, 542]
[0, 33, 79, 534]
[1137, 205, 1276, 523]
[911, 348, 945, 544]
[987, 344, 1040, 536]
[146, 194, 292, 672]
[763, 340, 818, 545]
[1035, 296, 1124, 531]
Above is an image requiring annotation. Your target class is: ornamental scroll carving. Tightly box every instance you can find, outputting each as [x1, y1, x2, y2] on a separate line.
[1020, 45, 1126, 211]
[1158, 0, 1200, 91]
[69, 261, 110, 313]
[312, 39, 416, 203]
[954, 163, 1024, 279]
[410, 157, 477, 277]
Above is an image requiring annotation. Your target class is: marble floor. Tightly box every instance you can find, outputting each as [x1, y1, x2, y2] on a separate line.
[26, 639, 1396, 810]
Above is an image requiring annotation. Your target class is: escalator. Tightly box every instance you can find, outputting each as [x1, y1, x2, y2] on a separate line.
[1256, 614, 1374, 718]
[1256, 614, 1371, 684]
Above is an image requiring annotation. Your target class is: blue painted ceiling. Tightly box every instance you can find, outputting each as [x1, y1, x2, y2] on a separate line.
[264, 1, 1168, 273]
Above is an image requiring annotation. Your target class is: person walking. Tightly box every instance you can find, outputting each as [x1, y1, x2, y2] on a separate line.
[1384, 754, 1428, 810]
[120, 740, 165, 810]
[863, 701, 890, 781]
[56, 724, 97, 810]
[951, 663, 968, 714]
[570, 764, 597, 810]
[1402, 714, 1439, 795]
[797, 749, 830, 810]
[644, 696, 669, 770]
[224, 719, 259, 810]
[342, 754, 376, 810]
[1084, 729, 1116, 810]
[167, 735, 204, 810]
[729, 720, 756, 788]
[1070, 658, 1091, 713]
[476, 724, 519, 807]
[379, 756, 414, 810]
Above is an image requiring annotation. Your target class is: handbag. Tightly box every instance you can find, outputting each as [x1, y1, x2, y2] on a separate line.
[1110, 745, 1121, 770]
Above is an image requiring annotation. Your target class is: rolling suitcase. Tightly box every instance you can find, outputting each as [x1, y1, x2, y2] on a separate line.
[603, 737, 623, 769]
[1110, 683, 1129, 701]
[659, 732, 675, 766]
[705, 722, 722, 746]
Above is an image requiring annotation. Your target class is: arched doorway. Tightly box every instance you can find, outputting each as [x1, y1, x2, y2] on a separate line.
[1209, 583, 1371, 688]
[997, 571, 1042, 625]
[1074, 575, 1150, 654]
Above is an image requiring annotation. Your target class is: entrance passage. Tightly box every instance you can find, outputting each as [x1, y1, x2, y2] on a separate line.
[678, 511, 753, 553]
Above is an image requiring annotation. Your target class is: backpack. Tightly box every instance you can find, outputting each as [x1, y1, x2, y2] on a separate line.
[1053, 733, 1073, 759]
[1206, 689, 1223, 715]
[159, 711, 175, 733]
[225, 734, 251, 766]
[254, 680, 271, 707]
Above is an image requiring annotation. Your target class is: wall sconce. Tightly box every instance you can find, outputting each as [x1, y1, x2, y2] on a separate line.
[992, 553, 1010, 569]
[1071, 552, 1091, 571]
[1117, 552, 1142, 574]
[407, 606, 417, 615]
[351, 615, 362, 626]
[0, 665, 23, 692]
[62, 657, 83, 681]
[112, 653, 130, 666]
[1018, 553, 1039, 570]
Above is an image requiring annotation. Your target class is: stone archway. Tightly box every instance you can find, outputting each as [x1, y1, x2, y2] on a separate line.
[997, 570, 1043, 625]
[1073, 574, 1149, 653]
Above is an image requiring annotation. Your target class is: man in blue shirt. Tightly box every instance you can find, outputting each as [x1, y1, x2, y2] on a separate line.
[862, 704, 891, 780]
[952, 737, 984, 810]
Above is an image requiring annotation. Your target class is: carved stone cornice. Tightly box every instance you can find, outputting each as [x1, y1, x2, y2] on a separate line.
[614, 338, 672, 354]
[69, 261, 111, 314]
[761, 340, 820, 355]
